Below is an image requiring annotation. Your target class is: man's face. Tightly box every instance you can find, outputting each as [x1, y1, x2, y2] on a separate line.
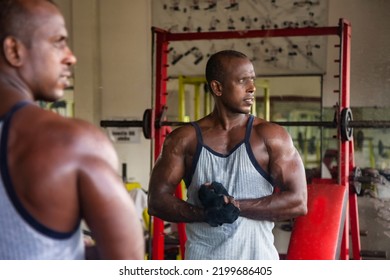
[19, 3, 76, 102]
[219, 57, 256, 114]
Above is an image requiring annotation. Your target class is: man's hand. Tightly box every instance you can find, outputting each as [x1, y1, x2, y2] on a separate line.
[198, 182, 240, 227]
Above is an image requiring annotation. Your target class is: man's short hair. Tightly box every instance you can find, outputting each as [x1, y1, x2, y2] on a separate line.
[205, 50, 248, 92]
[0, 0, 55, 48]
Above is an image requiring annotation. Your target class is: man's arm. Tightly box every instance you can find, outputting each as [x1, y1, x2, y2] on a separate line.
[238, 123, 308, 221]
[147, 127, 205, 223]
[76, 121, 145, 259]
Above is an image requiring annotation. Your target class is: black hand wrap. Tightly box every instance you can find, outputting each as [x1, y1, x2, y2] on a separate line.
[198, 182, 240, 227]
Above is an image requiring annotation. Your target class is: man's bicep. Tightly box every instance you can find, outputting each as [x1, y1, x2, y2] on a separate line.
[150, 135, 187, 192]
[78, 157, 144, 259]
[268, 131, 304, 191]
[283, 148, 306, 185]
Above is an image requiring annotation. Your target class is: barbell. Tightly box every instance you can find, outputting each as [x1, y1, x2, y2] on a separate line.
[100, 107, 390, 141]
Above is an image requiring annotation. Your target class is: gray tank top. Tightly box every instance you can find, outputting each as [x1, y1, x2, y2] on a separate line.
[0, 102, 84, 259]
[184, 115, 279, 260]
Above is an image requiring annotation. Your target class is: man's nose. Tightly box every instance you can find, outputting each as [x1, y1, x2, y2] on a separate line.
[247, 80, 256, 92]
[64, 47, 77, 66]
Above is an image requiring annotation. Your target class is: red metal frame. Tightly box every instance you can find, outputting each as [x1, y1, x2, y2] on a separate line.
[337, 19, 361, 260]
[151, 28, 169, 260]
[151, 19, 360, 260]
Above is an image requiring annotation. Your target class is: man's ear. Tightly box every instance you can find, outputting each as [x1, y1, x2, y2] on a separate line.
[210, 80, 222, 96]
[3, 36, 24, 67]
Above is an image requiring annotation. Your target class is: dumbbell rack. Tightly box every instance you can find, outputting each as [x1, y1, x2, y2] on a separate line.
[150, 18, 361, 260]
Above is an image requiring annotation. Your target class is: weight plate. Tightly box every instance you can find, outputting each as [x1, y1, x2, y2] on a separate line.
[340, 107, 353, 141]
[142, 109, 153, 139]
[350, 166, 362, 195]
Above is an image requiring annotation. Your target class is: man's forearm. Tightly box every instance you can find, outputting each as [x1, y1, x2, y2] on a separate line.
[148, 196, 205, 223]
[238, 192, 307, 221]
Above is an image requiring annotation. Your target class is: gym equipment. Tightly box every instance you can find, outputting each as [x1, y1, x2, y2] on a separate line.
[257, 80, 270, 121]
[177, 76, 211, 121]
[286, 18, 358, 260]
[101, 106, 390, 141]
[287, 183, 348, 259]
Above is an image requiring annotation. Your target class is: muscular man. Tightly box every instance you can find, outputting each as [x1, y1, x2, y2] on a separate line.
[148, 50, 307, 259]
[0, 0, 144, 259]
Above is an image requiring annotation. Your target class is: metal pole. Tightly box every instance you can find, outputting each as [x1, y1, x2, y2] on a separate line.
[100, 119, 390, 129]
[151, 28, 168, 260]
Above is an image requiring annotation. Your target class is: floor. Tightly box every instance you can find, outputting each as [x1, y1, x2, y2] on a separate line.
[273, 195, 390, 260]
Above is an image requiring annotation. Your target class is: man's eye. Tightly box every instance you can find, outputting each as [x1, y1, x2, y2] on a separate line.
[54, 37, 67, 48]
[238, 78, 255, 84]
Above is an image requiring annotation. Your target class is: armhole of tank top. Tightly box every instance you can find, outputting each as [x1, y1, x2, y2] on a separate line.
[245, 115, 274, 186]
[184, 122, 203, 187]
[0, 102, 80, 239]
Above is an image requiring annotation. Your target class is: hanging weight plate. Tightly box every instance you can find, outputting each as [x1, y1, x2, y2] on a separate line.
[350, 166, 362, 195]
[340, 107, 353, 141]
[142, 108, 153, 139]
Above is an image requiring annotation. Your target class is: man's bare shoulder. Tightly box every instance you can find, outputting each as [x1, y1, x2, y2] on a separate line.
[20, 105, 118, 168]
[164, 123, 196, 144]
[252, 116, 291, 141]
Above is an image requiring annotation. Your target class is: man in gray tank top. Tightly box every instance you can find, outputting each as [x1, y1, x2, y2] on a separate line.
[0, 0, 144, 259]
[148, 50, 308, 259]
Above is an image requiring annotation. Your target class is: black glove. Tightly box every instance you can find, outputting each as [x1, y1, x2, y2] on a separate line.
[198, 182, 227, 208]
[198, 182, 240, 227]
[205, 203, 240, 227]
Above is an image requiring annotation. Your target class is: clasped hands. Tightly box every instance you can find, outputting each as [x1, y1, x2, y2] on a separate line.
[198, 182, 240, 227]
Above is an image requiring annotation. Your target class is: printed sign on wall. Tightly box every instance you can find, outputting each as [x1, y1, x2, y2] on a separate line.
[152, 0, 329, 76]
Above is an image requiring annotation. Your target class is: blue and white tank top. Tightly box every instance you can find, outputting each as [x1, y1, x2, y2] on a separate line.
[184, 115, 279, 260]
[0, 102, 84, 259]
